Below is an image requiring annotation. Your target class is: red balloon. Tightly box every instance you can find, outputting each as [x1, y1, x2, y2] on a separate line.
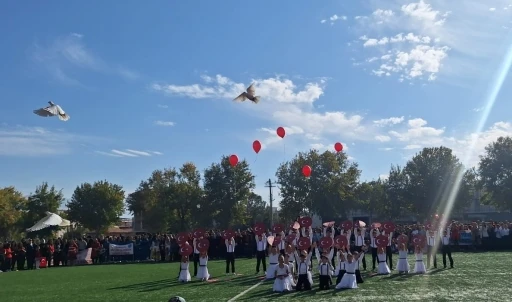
[229, 154, 238, 167]
[302, 165, 312, 177]
[276, 127, 286, 138]
[253, 140, 261, 154]
[334, 142, 343, 152]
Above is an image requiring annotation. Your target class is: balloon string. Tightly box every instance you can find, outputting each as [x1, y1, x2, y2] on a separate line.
[253, 154, 258, 164]
[283, 142, 286, 161]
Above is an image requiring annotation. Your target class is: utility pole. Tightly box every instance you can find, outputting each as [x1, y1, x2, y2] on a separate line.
[265, 179, 275, 226]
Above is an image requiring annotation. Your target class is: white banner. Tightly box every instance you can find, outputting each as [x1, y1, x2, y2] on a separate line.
[109, 243, 134, 256]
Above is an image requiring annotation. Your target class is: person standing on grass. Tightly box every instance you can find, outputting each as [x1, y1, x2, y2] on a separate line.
[426, 230, 437, 269]
[192, 237, 201, 277]
[295, 252, 312, 291]
[441, 229, 454, 269]
[255, 233, 267, 275]
[317, 254, 334, 290]
[369, 229, 379, 271]
[381, 230, 394, 270]
[225, 236, 236, 275]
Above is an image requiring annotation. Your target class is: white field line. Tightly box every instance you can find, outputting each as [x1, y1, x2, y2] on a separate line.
[227, 279, 265, 302]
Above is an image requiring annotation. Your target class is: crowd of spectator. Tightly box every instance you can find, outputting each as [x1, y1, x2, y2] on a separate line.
[1, 220, 510, 273]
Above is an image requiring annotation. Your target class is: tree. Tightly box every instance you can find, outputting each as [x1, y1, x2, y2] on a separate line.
[246, 192, 268, 226]
[277, 149, 360, 221]
[23, 182, 65, 237]
[356, 180, 387, 220]
[67, 180, 125, 233]
[0, 187, 27, 240]
[203, 155, 255, 228]
[403, 147, 468, 220]
[384, 165, 412, 219]
[478, 136, 512, 211]
[168, 162, 204, 231]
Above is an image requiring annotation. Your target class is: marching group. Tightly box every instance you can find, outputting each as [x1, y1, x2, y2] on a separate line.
[176, 220, 458, 292]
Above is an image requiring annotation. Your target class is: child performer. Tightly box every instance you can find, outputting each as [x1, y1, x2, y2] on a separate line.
[197, 251, 210, 281]
[335, 252, 362, 290]
[276, 231, 286, 256]
[255, 233, 267, 274]
[301, 226, 314, 266]
[426, 229, 438, 269]
[382, 229, 394, 270]
[295, 252, 312, 291]
[225, 236, 236, 275]
[397, 243, 410, 274]
[266, 246, 280, 280]
[377, 247, 391, 275]
[178, 255, 191, 283]
[335, 245, 348, 285]
[413, 245, 426, 274]
[323, 226, 336, 267]
[369, 228, 379, 270]
[318, 254, 334, 290]
[283, 254, 296, 287]
[273, 255, 292, 292]
[352, 227, 366, 270]
[354, 248, 367, 283]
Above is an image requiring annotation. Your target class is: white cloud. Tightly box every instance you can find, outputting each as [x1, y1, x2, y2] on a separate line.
[153, 74, 382, 152]
[152, 74, 512, 166]
[379, 174, 390, 180]
[375, 135, 391, 142]
[95, 149, 160, 158]
[489, 8, 496, 11]
[0, 125, 101, 156]
[157, 104, 169, 109]
[374, 116, 405, 126]
[322, 14, 347, 24]
[352, 1, 512, 82]
[404, 144, 422, 149]
[31, 33, 138, 85]
[154, 121, 175, 126]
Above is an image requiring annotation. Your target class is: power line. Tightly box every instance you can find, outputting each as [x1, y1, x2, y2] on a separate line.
[265, 179, 275, 226]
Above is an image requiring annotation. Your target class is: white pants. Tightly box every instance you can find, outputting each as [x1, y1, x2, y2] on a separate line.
[35, 259, 41, 269]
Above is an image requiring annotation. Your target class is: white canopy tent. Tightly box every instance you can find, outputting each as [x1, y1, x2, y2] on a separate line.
[26, 211, 71, 232]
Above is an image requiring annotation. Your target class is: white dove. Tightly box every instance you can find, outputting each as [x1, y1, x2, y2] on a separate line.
[33, 101, 70, 121]
[233, 83, 260, 103]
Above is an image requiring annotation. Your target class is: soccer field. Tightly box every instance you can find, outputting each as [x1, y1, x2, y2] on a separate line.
[2, 252, 511, 302]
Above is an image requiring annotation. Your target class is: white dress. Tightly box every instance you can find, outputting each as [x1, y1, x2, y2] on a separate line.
[336, 261, 357, 289]
[266, 253, 280, 279]
[377, 253, 391, 275]
[414, 253, 426, 274]
[273, 264, 292, 292]
[178, 262, 191, 282]
[397, 250, 410, 273]
[197, 256, 210, 280]
[287, 261, 296, 286]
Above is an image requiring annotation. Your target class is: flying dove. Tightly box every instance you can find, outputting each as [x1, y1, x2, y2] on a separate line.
[33, 101, 70, 121]
[234, 83, 260, 103]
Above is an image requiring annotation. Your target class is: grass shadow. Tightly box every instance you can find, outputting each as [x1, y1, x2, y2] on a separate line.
[107, 279, 177, 292]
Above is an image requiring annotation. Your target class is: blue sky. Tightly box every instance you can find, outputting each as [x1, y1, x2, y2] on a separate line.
[2, 1, 512, 217]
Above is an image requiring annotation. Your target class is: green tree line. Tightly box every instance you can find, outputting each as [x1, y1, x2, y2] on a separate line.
[2, 136, 512, 238]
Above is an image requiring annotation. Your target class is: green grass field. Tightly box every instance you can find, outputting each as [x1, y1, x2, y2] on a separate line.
[2, 252, 511, 301]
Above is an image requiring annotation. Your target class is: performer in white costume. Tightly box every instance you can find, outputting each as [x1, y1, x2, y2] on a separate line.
[273, 256, 292, 292]
[178, 255, 191, 283]
[196, 251, 210, 281]
[396, 243, 410, 274]
[413, 245, 426, 274]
